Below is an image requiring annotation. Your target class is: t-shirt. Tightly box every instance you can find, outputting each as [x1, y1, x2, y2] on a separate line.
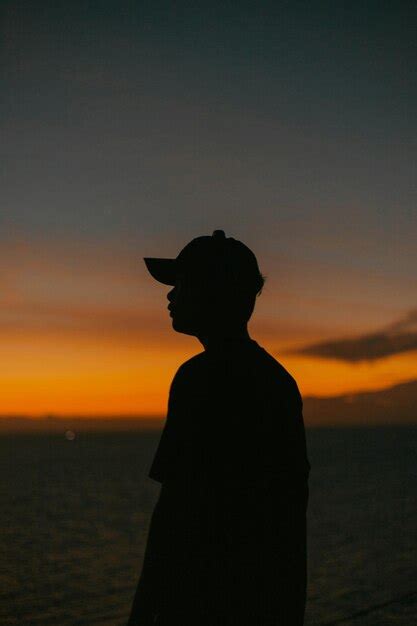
[149, 338, 310, 487]
[138, 338, 311, 625]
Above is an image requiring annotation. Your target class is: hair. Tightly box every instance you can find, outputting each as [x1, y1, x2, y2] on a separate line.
[255, 272, 267, 297]
[221, 271, 267, 323]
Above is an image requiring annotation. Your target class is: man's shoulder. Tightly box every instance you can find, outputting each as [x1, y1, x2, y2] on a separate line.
[169, 344, 302, 403]
[254, 346, 302, 396]
[169, 351, 208, 392]
[176, 351, 208, 376]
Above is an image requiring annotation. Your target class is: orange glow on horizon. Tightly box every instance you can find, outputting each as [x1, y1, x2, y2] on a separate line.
[1, 329, 416, 417]
[1, 238, 415, 420]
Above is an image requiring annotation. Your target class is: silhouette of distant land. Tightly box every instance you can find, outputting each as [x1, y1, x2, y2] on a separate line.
[0, 415, 164, 434]
[302, 378, 417, 426]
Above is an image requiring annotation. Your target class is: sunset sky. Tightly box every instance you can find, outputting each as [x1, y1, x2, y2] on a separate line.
[1, 2, 416, 423]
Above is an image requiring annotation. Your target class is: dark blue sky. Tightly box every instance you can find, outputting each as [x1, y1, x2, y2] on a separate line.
[2, 0, 415, 239]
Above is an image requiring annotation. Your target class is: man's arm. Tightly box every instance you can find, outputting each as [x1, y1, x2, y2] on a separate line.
[126, 501, 163, 626]
[127, 365, 189, 626]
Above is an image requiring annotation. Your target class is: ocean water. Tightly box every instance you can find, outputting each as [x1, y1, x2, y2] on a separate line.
[1, 427, 416, 625]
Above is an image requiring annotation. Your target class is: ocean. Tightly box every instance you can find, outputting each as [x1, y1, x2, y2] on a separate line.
[2, 427, 416, 625]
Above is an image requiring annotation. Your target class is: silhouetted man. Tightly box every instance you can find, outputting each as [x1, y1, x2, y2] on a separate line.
[127, 230, 310, 625]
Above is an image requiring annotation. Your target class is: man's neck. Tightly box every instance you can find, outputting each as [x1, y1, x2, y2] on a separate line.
[197, 326, 252, 351]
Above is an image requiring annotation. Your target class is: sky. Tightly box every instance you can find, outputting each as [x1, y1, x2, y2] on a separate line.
[1, 1, 416, 423]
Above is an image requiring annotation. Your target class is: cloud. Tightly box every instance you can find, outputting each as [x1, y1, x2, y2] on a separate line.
[287, 308, 417, 363]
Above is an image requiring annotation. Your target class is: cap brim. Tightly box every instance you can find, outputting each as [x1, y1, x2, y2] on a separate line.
[143, 257, 178, 286]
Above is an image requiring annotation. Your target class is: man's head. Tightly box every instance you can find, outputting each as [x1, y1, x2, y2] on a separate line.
[144, 230, 266, 337]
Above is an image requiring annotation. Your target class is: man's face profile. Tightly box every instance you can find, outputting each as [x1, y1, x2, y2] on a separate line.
[167, 273, 214, 337]
[167, 270, 254, 337]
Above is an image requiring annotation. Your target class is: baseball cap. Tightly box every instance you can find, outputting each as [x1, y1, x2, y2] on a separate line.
[144, 230, 264, 294]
